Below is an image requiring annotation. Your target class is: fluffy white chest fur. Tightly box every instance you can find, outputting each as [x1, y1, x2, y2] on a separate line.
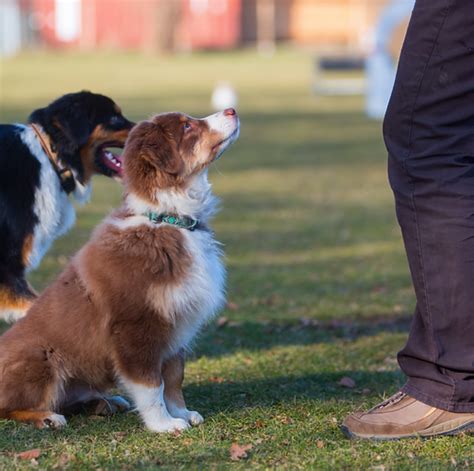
[160, 228, 226, 356]
[20, 126, 92, 271]
[127, 172, 226, 357]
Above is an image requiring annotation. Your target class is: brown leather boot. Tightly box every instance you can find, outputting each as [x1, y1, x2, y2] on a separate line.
[342, 392, 474, 440]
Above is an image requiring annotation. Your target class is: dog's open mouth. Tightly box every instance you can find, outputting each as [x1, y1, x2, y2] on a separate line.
[96, 143, 124, 178]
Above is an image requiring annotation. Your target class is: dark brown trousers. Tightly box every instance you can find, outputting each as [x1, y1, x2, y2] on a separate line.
[385, 0, 474, 412]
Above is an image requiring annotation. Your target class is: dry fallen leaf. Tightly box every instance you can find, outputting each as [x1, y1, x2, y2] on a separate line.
[263, 294, 283, 306]
[226, 302, 239, 311]
[372, 285, 387, 293]
[209, 376, 225, 383]
[16, 449, 41, 460]
[229, 443, 253, 461]
[278, 415, 293, 425]
[338, 376, 356, 388]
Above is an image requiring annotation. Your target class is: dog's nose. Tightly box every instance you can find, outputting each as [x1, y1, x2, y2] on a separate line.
[224, 108, 236, 116]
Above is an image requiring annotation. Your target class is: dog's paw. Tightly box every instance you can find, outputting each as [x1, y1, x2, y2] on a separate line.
[37, 413, 67, 429]
[187, 410, 204, 426]
[167, 405, 204, 426]
[148, 417, 190, 433]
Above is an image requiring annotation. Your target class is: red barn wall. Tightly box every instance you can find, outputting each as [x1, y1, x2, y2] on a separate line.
[32, 0, 241, 51]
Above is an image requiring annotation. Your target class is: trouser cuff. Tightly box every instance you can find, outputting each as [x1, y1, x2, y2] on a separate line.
[402, 381, 474, 413]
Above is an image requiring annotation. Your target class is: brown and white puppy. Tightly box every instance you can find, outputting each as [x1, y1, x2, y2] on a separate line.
[0, 108, 239, 432]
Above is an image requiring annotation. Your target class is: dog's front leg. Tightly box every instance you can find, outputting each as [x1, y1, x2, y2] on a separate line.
[111, 313, 190, 433]
[162, 350, 203, 426]
[121, 378, 189, 433]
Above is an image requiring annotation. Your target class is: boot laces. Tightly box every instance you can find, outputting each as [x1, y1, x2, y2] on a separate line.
[368, 391, 407, 413]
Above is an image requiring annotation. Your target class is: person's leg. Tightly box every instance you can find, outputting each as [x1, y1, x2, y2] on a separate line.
[344, 0, 474, 438]
[387, 0, 474, 413]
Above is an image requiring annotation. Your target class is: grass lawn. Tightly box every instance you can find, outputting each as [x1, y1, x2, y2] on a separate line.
[0, 49, 472, 469]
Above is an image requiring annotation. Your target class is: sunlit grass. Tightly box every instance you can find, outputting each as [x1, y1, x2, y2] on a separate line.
[0, 49, 471, 469]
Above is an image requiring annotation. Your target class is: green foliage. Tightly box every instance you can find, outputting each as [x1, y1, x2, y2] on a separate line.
[0, 49, 471, 469]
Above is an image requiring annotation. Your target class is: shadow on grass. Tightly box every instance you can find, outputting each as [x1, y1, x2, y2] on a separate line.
[186, 370, 404, 417]
[192, 315, 411, 359]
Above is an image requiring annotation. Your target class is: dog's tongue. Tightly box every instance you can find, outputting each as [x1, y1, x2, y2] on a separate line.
[103, 150, 123, 177]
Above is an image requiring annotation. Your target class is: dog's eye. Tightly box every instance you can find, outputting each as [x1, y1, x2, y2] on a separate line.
[110, 116, 122, 125]
[183, 122, 191, 131]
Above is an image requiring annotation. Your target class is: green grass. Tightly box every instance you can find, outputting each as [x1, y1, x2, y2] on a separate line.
[0, 49, 472, 469]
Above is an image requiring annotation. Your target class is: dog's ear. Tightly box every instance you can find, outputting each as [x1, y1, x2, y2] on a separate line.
[28, 107, 46, 126]
[29, 101, 91, 163]
[127, 121, 183, 176]
[52, 102, 91, 155]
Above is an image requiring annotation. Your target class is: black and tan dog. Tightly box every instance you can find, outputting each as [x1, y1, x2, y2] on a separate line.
[0, 91, 134, 321]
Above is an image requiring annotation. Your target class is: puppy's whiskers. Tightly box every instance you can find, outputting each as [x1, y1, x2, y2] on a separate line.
[212, 163, 225, 177]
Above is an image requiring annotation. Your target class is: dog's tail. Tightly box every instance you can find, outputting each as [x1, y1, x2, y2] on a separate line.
[0, 279, 36, 323]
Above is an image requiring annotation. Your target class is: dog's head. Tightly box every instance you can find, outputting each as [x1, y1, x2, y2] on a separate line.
[123, 109, 239, 202]
[29, 91, 135, 184]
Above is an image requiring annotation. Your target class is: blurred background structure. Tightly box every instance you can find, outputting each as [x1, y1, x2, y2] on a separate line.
[1, 0, 410, 54]
[0, 0, 414, 119]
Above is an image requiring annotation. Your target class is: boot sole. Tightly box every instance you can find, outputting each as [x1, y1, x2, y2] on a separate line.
[341, 418, 474, 441]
